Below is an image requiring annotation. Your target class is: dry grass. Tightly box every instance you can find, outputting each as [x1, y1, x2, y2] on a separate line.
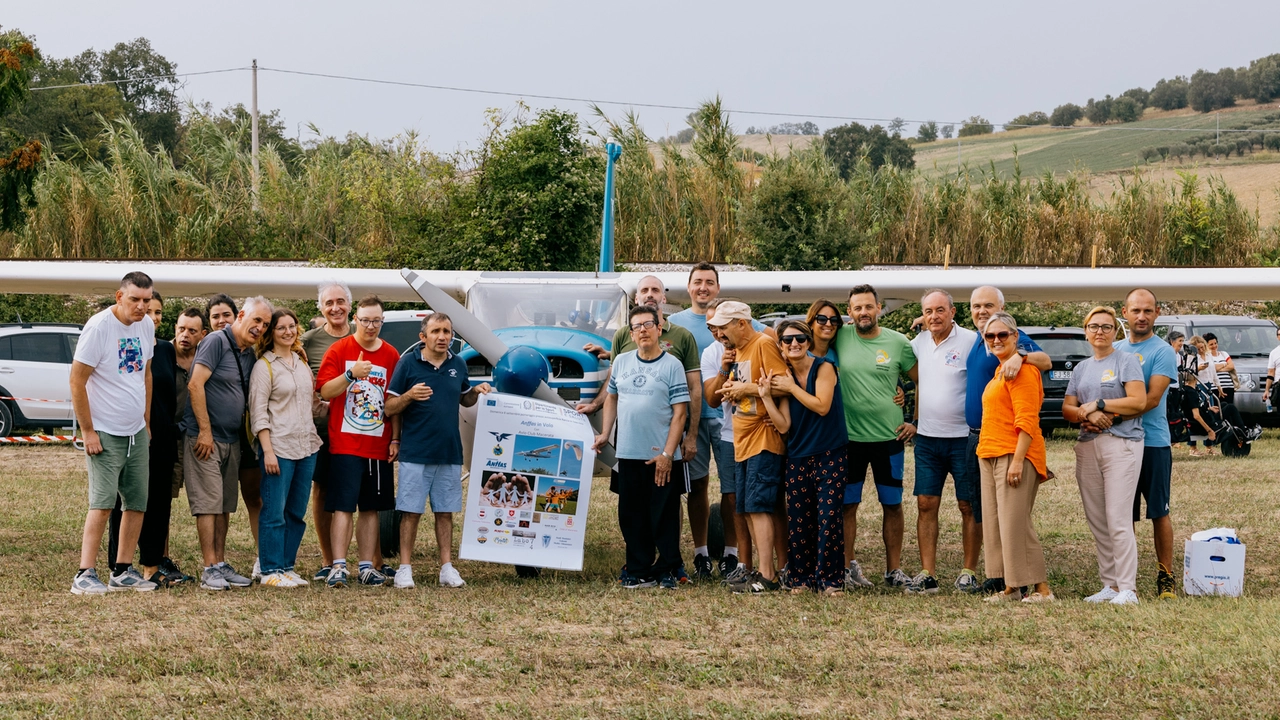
[3, 436, 1280, 718]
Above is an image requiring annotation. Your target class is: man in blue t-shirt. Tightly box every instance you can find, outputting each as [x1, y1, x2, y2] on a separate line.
[1114, 288, 1178, 600]
[668, 262, 768, 580]
[963, 286, 1051, 594]
[594, 306, 691, 589]
[385, 314, 492, 590]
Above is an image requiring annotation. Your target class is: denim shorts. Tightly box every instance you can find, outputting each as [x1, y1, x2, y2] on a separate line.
[913, 434, 979, 505]
[843, 440, 904, 506]
[713, 438, 737, 494]
[734, 450, 784, 514]
[396, 462, 463, 514]
[686, 417, 721, 480]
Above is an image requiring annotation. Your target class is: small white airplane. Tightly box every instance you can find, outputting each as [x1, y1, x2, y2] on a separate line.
[516, 443, 558, 460]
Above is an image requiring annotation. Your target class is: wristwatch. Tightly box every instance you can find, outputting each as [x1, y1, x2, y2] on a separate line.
[1097, 398, 1107, 412]
[1017, 348, 1028, 358]
[344, 369, 356, 383]
[661, 451, 672, 459]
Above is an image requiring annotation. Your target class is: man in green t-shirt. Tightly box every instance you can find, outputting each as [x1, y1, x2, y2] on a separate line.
[835, 284, 918, 590]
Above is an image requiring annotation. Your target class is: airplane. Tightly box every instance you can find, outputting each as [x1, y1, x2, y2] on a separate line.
[516, 444, 558, 460]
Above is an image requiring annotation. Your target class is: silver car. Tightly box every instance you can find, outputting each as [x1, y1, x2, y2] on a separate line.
[1155, 314, 1279, 423]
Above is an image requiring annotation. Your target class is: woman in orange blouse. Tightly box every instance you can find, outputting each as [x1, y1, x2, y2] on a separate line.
[976, 312, 1054, 603]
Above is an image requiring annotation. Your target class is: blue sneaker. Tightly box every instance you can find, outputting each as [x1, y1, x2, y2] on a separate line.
[313, 565, 333, 582]
[659, 573, 678, 590]
[621, 573, 656, 589]
[109, 567, 158, 592]
[675, 564, 691, 585]
[327, 565, 349, 588]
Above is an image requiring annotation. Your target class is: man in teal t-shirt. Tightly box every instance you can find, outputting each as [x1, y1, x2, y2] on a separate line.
[835, 285, 918, 590]
[1114, 288, 1178, 599]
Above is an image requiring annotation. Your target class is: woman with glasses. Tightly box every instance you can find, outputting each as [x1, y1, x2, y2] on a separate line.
[1062, 307, 1149, 605]
[761, 320, 847, 594]
[249, 309, 324, 588]
[976, 312, 1054, 604]
[805, 300, 843, 362]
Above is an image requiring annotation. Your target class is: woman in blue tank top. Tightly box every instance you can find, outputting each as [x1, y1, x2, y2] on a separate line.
[759, 319, 849, 594]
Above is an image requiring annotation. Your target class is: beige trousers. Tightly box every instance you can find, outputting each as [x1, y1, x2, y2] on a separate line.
[979, 454, 1047, 588]
[1074, 435, 1143, 592]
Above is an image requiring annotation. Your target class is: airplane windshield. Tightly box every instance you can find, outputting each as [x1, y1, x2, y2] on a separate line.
[468, 283, 626, 338]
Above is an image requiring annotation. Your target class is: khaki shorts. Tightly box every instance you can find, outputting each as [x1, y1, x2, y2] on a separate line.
[87, 429, 150, 511]
[184, 435, 240, 516]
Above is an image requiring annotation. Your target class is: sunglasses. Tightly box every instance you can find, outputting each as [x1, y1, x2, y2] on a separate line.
[812, 314, 838, 326]
[983, 331, 1012, 342]
[780, 334, 810, 345]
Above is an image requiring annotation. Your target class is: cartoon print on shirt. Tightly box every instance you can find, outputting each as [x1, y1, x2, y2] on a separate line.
[118, 338, 144, 374]
[343, 361, 388, 435]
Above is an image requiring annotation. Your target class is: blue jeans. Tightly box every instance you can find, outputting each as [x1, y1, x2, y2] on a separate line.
[259, 453, 317, 574]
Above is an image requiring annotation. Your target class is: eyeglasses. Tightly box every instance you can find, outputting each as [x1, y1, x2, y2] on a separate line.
[812, 314, 838, 326]
[780, 334, 809, 345]
[984, 331, 1012, 342]
[1085, 323, 1115, 333]
[355, 318, 384, 327]
[629, 320, 657, 332]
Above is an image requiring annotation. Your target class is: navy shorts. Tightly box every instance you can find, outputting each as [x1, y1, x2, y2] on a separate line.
[326, 454, 395, 513]
[913, 434, 979, 506]
[964, 430, 984, 524]
[843, 440, 904, 506]
[735, 450, 784, 514]
[1134, 445, 1172, 521]
[713, 438, 737, 494]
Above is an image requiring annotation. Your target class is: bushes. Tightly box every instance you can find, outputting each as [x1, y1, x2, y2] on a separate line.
[822, 122, 915, 177]
[1049, 103, 1084, 127]
[1149, 77, 1190, 111]
[1265, 135, 1280, 152]
[1005, 111, 1049, 130]
[957, 116, 993, 137]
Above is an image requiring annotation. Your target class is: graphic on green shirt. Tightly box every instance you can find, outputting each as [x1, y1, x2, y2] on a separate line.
[835, 326, 917, 442]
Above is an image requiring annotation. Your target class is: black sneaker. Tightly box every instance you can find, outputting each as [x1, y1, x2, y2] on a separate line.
[883, 568, 913, 588]
[693, 554, 714, 581]
[658, 573, 678, 590]
[158, 557, 193, 585]
[732, 573, 781, 594]
[621, 573, 657, 589]
[380, 564, 396, 580]
[905, 572, 940, 595]
[1157, 564, 1176, 600]
[980, 577, 1007, 595]
[718, 554, 740, 579]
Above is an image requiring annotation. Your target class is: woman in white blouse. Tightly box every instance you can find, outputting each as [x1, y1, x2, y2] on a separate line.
[250, 309, 323, 588]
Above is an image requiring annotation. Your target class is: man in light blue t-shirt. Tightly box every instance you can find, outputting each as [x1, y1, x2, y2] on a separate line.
[667, 262, 768, 580]
[594, 306, 691, 589]
[1114, 289, 1178, 600]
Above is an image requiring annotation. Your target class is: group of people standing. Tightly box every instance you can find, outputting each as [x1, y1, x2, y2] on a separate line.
[71, 272, 488, 595]
[594, 266, 1179, 603]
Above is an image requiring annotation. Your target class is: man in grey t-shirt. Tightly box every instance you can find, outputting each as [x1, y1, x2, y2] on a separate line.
[185, 296, 272, 590]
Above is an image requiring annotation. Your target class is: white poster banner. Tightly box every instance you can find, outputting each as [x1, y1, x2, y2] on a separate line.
[460, 392, 596, 571]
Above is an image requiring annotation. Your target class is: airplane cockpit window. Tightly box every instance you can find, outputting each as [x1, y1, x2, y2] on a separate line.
[468, 284, 626, 337]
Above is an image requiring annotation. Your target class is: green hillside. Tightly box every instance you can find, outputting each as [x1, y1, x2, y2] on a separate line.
[913, 106, 1280, 177]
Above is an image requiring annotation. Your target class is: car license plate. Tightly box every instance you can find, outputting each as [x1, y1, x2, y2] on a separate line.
[1050, 370, 1072, 381]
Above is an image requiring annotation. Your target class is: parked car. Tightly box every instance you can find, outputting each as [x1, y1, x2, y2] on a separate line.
[1022, 326, 1092, 432]
[1154, 314, 1279, 424]
[0, 323, 82, 437]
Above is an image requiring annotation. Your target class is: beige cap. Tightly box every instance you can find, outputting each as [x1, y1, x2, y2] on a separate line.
[707, 300, 753, 326]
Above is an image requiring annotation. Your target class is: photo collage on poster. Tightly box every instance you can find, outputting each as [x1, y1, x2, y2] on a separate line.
[471, 431, 586, 553]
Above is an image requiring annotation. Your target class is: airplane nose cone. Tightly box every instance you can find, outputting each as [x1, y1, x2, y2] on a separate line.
[493, 346, 551, 397]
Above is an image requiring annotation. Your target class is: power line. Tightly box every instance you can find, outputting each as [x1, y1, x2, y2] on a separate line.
[27, 63, 1280, 135]
[28, 67, 250, 92]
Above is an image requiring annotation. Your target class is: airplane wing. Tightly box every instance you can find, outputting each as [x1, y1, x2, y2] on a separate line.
[620, 267, 1280, 305]
[0, 261, 480, 304]
[4, 261, 1278, 305]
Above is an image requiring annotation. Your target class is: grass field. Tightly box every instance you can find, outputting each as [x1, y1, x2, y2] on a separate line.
[913, 105, 1280, 179]
[4, 436, 1280, 718]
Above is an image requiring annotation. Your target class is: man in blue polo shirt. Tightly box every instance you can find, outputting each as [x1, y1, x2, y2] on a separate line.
[1114, 288, 1179, 600]
[964, 286, 1051, 594]
[386, 313, 492, 589]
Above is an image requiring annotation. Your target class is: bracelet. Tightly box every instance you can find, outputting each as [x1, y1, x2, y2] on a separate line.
[719, 369, 731, 377]
[390, 440, 401, 445]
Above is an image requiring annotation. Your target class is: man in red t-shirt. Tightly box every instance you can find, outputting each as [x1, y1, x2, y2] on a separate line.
[316, 295, 402, 587]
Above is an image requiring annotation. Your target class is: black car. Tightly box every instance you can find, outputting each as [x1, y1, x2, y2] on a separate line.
[1022, 326, 1092, 432]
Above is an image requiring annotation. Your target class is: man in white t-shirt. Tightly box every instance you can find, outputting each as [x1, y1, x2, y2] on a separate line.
[69, 272, 158, 595]
[907, 289, 981, 595]
[1263, 327, 1280, 411]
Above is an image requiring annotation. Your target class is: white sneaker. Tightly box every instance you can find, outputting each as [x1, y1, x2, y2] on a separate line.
[1110, 589, 1140, 605]
[251, 558, 262, 581]
[284, 570, 309, 586]
[394, 566, 415, 589]
[439, 564, 466, 588]
[260, 572, 299, 588]
[1084, 586, 1120, 603]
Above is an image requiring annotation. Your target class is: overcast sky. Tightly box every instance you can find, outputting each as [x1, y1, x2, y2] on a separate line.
[8, 1, 1279, 151]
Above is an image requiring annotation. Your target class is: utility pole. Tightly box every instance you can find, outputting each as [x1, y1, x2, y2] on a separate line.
[1216, 112, 1220, 145]
[251, 59, 260, 212]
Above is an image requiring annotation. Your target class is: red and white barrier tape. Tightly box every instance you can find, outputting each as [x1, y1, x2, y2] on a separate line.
[0, 396, 69, 403]
[0, 435, 77, 444]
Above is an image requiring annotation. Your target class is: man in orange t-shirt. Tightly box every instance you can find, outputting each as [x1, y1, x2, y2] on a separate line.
[710, 301, 790, 593]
